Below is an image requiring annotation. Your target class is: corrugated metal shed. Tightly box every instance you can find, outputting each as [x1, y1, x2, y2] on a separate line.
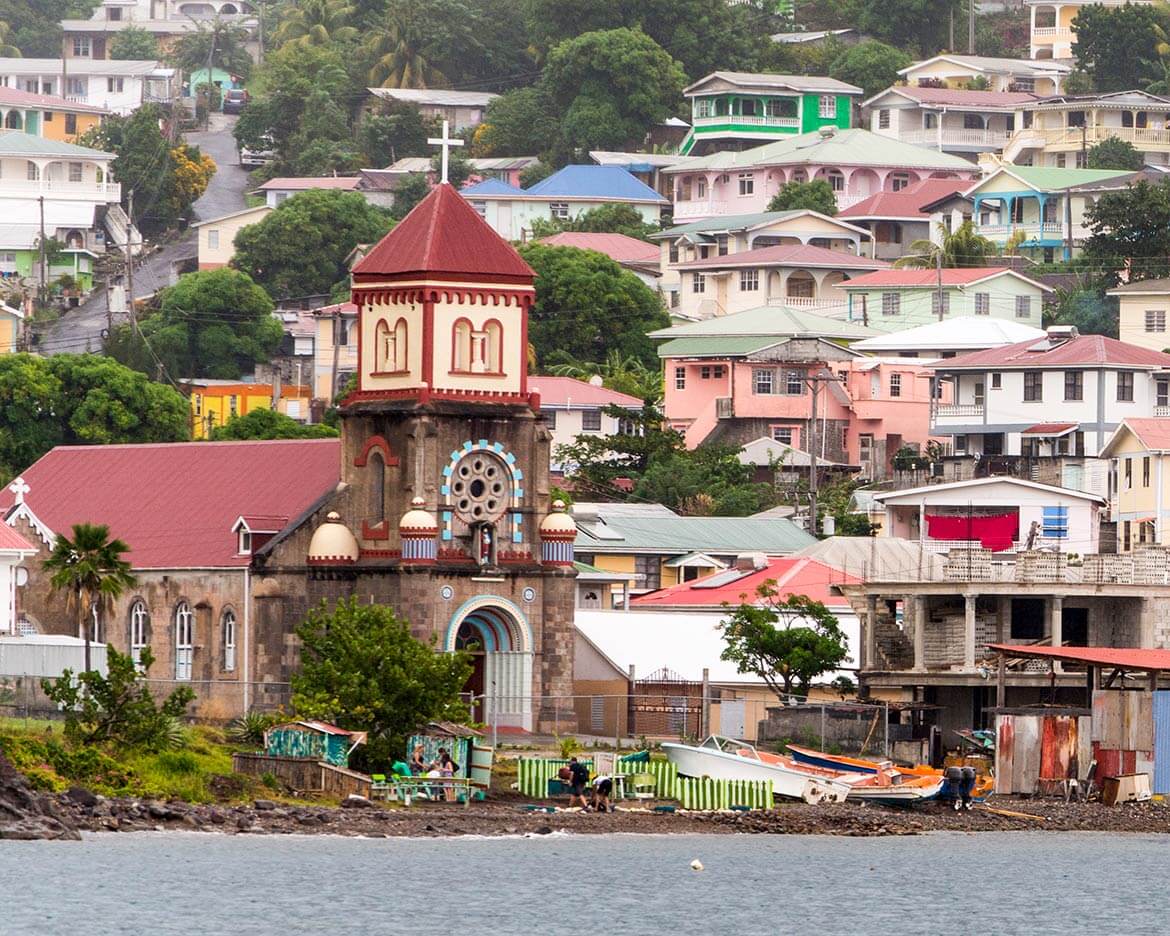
[0, 635, 107, 677]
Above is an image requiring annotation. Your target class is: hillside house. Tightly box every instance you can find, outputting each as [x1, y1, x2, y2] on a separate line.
[898, 55, 1069, 96]
[192, 205, 271, 270]
[0, 58, 175, 115]
[838, 178, 972, 260]
[863, 86, 1036, 158]
[1110, 277, 1170, 354]
[366, 88, 497, 131]
[526, 376, 642, 476]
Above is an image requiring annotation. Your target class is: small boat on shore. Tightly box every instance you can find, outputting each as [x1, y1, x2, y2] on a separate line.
[786, 745, 991, 802]
[663, 736, 852, 804]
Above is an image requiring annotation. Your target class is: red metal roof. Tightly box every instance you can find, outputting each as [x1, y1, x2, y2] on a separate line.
[258, 177, 360, 191]
[353, 182, 534, 282]
[941, 334, 1170, 370]
[1117, 418, 1170, 451]
[1020, 422, 1078, 436]
[0, 440, 340, 569]
[537, 232, 660, 264]
[0, 523, 35, 553]
[0, 86, 108, 113]
[838, 178, 972, 220]
[987, 644, 1170, 671]
[888, 87, 1038, 107]
[312, 301, 358, 318]
[674, 243, 888, 271]
[842, 266, 1013, 287]
[528, 375, 642, 408]
[630, 556, 860, 609]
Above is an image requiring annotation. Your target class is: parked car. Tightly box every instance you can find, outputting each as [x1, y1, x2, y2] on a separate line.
[240, 133, 276, 167]
[222, 89, 249, 114]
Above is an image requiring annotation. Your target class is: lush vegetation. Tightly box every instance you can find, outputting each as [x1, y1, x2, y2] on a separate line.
[211, 409, 340, 440]
[1083, 178, 1170, 288]
[766, 180, 839, 216]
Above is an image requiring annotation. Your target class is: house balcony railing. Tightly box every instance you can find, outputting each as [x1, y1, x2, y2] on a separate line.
[1156, 405, 1170, 417]
[1032, 26, 1073, 40]
[933, 402, 985, 418]
[1031, 125, 1170, 149]
[976, 221, 1062, 239]
[901, 128, 1013, 148]
[692, 114, 799, 130]
[0, 178, 121, 201]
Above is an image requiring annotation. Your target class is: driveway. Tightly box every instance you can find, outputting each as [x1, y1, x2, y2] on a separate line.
[37, 113, 252, 355]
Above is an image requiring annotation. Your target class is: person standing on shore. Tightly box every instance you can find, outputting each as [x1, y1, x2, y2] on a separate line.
[567, 757, 590, 810]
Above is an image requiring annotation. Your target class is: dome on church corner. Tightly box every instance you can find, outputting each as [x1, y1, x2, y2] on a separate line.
[308, 511, 359, 565]
[540, 501, 577, 567]
[400, 497, 438, 533]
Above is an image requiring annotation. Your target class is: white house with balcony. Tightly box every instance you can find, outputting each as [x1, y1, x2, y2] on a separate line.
[930, 327, 1170, 459]
[650, 209, 873, 312]
[967, 164, 1132, 262]
[1026, 0, 1151, 60]
[863, 86, 1036, 157]
[61, 0, 259, 63]
[663, 127, 979, 223]
[998, 91, 1170, 168]
[898, 55, 1070, 96]
[0, 130, 123, 292]
[874, 476, 1105, 556]
[0, 58, 176, 115]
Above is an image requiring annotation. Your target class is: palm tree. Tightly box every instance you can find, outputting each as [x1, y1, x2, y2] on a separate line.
[43, 524, 136, 674]
[0, 21, 20, 58]
[894, 221, 996, 269]
[273, 0, 358, 48]
[548, 350, 665, 405]
[365, 3, 446, 89]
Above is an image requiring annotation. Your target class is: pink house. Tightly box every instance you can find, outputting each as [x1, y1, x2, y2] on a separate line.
[664, 127, 979, 222]
[653, 305, 947, 478]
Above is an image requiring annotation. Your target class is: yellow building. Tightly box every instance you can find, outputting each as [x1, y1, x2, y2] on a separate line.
[1109, 278, 1170, 355]
[0, 301, 24, 354]
[184, 380, 313, 440]
[0, 87, 106, 142]
[312, 301, 358, 401]
[1101, 419, 1170, 552]
[192, 205, 272, 271]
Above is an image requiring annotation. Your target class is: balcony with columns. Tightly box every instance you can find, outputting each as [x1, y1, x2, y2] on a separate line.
[0, 157, 120, 203]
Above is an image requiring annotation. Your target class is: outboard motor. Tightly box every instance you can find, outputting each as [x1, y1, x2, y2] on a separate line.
[959, 766, 977, 810]
[942, 765, 964, 810]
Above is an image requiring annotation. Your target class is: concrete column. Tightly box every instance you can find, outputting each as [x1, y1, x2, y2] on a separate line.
[1050, 595, 1063, 675]
[1140, 598, 1156, 649]
[964, 593, 977, 670]
[913, 595, 926, 672]
[864, 594, 878, 672]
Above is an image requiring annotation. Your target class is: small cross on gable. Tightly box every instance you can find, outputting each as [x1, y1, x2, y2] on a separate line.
[427, 120, 464, 185]
[8, 477, 29, 506]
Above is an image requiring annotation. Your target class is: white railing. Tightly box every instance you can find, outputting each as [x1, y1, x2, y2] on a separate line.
[1032, 26, 1073, 39]
[1032, 125, 1170, 147]
[0, 178, 121, 201]
[1156, 405, 1170, 417]
[692, 114, 799, 129]
[977, 221, 1061, 238]
[934, 403, 986, 418]
[835, 192, 868, 209]
[901, 128, 1013, 148]
[922, 539, 1024, 555]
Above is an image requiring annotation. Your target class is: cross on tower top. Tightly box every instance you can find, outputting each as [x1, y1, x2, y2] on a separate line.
[8, 477, 28, 506]
[427, 120, 464, 185]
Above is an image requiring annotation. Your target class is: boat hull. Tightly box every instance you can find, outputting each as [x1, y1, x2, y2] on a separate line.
[663, 743, 850, 804]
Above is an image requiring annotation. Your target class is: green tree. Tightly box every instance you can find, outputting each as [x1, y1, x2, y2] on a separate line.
[358, 100, 438, 166]
[896, 221, 996, 268]
[292, 598, 473, 765]
[766, 179, 839, 216]
[0, 0, 92, 57]
[1044, 287, 1119, 338]
[543, 28, 686, 156]
[518, 161, 554, 188]
[107, 268, 282, 380]
[517, 242, 669, 368]
[109, 25, 157, 60]
[233, 189, 394, 299]
[1083, 178, 1170, 287]
[1072, 3, 1163, 92]
[364, 0, 489, 88]
[855, 0, 961, 56]
[434, 148, 473, 188]
[476, 86, 559, 158]
[389, 173, 430, 219]
[273, 0, 358, 47]
[211, 408, 339, 440]
[1086, 135, 1145, 171]
[40, 647, 195, 750]
[530, 203, 659, 240]
[43, 523, 137, 675]
[720, 589, 850, 698]
[547, 350, 664, 404]
[829, 40, 911, 99]
[167, 18, 253, 79]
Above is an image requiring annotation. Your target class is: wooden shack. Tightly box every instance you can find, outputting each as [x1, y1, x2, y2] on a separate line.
[264, 721, 366, 768]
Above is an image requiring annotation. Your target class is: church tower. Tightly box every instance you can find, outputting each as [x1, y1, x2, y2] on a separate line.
[315, 182, 575, 733]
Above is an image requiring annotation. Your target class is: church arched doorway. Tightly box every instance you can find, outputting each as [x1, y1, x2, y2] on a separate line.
[447, 597, 534, 731]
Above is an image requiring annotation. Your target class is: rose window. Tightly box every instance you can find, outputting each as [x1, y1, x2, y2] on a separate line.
[450, 452, 509, 523]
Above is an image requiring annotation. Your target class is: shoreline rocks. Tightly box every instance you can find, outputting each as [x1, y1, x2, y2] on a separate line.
[0, 753, 81, 841]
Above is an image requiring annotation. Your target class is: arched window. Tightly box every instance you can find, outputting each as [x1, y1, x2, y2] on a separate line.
[376, 317, 407, 372]
[483, 320, 503, 374]
[222, 609, 237, 672]
[174, 601, 193, 681]
[129, 600, 150, 665]
[374, 319, 389, 370]
[452, 318, 472, 371]
[369, 452, 385, 523]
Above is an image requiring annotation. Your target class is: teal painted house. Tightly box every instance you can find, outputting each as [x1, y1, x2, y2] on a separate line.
[264, 720, 366, 768]
[680, 71, 862, 156]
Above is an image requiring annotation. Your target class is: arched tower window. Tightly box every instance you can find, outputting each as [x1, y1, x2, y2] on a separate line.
[129, 599, 150, 665]
[222, 609, 237, 672]
[452, 318, 472, 371]
[369, 452, 385, 523]
[376, 317, 407, 372]
[174, 601, 193, 681]
[483, 320, 502, 374]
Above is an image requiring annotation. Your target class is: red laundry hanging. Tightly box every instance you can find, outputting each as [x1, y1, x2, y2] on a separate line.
[925, 513, 1017, 551]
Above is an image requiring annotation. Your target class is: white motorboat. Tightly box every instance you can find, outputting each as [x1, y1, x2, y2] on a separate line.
[662, 736, 852, 804]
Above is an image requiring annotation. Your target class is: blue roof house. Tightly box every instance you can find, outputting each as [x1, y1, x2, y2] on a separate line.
[461, 166, 668, 241]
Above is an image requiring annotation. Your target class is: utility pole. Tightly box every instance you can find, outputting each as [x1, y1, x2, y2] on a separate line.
[125, 188, 136, 336]
[808, 374, 820, 537]
[968, 0, 976, 55]
[935, 246, 945, 321]
[37, 196, 46, 310]
[1080, 124, 1087, 167]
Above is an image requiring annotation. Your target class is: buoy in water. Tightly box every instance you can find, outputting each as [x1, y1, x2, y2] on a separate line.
[690, 859, 704, 872]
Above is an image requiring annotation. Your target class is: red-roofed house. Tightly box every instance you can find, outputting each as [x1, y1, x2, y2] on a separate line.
[672, 242, 888, 319]
[863, 86, 1037, 156]
[932, 328, 1170, 459]
[842, 266, 1051, 330]
[527, 375, 642, 475]
[2, 439, 340, 717]
[1101, 419, 1170, 551]
[536, 232, 661, 289]
[838, 178, 970, 260]
[255, 176, 361, 208]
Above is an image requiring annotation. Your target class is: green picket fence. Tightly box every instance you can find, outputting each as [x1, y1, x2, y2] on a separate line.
[614, 758, 679, 799]
[677, 776, 773, 811]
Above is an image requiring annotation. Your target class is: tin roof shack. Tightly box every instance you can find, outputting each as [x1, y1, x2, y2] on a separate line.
[264, 721, 366, 768]
[408, 722, 485, 782]
[988, 644, 1170, 794]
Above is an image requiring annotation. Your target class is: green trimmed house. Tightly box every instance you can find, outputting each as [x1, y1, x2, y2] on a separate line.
[680, 71, 862, 156]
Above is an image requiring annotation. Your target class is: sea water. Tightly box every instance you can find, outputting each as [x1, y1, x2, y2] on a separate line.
[0, 830, 1163, 935]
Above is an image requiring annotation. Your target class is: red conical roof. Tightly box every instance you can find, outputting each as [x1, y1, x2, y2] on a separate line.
[353, 182, 534, 282]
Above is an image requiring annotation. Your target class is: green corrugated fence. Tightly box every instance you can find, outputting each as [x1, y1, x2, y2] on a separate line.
[614, 758, 679, 799]
[677, 776, 773, 810]
[516, 758, 591, 799]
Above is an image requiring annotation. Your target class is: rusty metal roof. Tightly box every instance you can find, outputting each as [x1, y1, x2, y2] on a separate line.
[987, 644, 1170, 671]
